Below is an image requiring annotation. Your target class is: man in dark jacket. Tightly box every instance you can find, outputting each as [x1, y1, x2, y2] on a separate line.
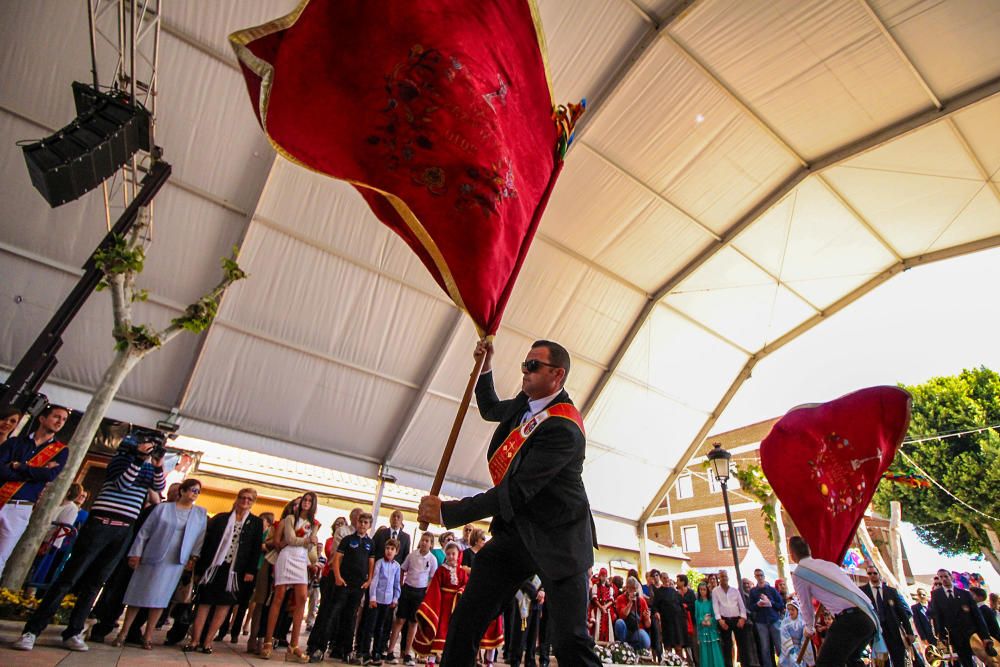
[371, 509, 410, 563]
[419, 339, 600, 666]
[911, 588, 935, 645]
[749, 569, 786, 667]
[971, 588, 1000, 642]
[930, 569, 994, 667]
[860, 566, 915, 667]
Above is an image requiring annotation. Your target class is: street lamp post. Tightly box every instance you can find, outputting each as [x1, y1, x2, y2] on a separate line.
[707, 443, 744, 589]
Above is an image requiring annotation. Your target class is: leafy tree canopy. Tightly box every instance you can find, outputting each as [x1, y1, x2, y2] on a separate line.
[873, 367, 1000, 558]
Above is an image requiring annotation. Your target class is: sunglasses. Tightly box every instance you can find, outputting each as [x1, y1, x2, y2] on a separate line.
[187, 487, 201, 494]
[521, 359, 560, 373]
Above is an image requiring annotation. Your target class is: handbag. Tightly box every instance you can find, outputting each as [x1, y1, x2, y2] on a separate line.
[172, 570, 195, 604]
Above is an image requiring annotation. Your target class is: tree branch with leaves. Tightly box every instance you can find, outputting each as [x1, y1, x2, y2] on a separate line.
[1, 209, 248, 589]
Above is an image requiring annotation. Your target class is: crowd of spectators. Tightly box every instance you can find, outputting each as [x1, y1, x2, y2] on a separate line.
[2, 406, 999, 666]
[585, 563, 1000, 667]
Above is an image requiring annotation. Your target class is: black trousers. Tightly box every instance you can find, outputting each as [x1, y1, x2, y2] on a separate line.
[307, 581, 364, 655]
[24, 519, 132, 639]
[946, 630, 976, 667]
[360, 602, 395, 658]
[90, 556, 140, 641]
[718, 617, 758, 667]
[440, 529, 599, 667]
[816, 609, 876, 667]
[509, 599, 551, 667]
[882, 623, 907, 667]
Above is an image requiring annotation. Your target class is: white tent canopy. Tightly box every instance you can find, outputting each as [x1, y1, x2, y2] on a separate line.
[2, 0, 999, 534]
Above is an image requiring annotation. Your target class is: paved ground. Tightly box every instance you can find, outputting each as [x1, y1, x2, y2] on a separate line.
[0, 619, 595, 666]
[0, 619, 315, 666]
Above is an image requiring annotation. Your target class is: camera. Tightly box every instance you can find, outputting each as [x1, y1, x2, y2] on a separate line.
[126, 427, 168, 459]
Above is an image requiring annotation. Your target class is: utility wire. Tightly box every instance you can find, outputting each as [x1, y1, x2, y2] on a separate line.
[898, 450, 1000, 523]
[901, 423, 999, 446]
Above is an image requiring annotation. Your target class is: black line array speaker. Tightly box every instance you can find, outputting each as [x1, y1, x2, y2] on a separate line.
[21, 82, 152, 207]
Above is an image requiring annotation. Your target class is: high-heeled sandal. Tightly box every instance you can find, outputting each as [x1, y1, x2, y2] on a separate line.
[260, 640, 274, 660]
[141, 640, 153, 650]
[182, 642, 198, 652]
[284, 645, 308, 663]
[110, 635, 125, 647]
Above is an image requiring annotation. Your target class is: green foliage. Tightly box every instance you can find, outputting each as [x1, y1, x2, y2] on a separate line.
[733, 463, 778, 542]
[873, 367, 1000, 558]
[221, 246, 248, 282]
[113, 324, 161, 352]
[684, 568, 705, 590]
[171, 295, 220, 334]
[169, 249, 247, 335]
[93, 234, 145, 291]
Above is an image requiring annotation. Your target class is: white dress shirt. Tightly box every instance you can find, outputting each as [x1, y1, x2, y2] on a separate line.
[401, 550, 438, 588]
[792, 556, 867, 629]
[712, 584, 747, 620]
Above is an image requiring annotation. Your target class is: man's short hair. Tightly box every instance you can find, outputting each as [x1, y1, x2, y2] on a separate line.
[391, 509, 403, 520]
[39, 404, 70, 418]
[531, 340, 571, 379]
[385, 538, 400, 551]
[970, 587, 987, 601]
[358, 512, 373, 523]
[788, 535, 811, 560]
[676, 573, 688, 586]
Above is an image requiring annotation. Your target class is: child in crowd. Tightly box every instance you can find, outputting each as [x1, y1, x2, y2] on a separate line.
[389, 532, 438, 666]
[325, 512, 374, 661]
[414, 542, 466, 661]
[360, 539, 401, 665]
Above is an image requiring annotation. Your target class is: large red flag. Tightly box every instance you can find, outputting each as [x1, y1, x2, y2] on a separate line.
[759, 386, 911, 562]
[230, 0, 581, 336]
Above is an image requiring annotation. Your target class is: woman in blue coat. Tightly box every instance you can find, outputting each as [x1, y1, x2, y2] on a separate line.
[112, 478, 207, 649]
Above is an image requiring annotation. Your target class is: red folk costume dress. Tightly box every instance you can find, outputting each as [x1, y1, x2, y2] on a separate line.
[415, 560, 469, 655]
[589, 574, 617, 644]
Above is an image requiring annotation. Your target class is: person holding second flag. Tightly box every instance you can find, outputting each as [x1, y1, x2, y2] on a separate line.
[788, 535, 885, 667]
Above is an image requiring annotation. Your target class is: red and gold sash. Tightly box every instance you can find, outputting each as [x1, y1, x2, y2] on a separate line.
[0, 441, 66, 508]
[488, 403, 584, 486]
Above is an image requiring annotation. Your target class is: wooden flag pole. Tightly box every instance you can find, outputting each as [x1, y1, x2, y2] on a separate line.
[419, 342, 487, 530]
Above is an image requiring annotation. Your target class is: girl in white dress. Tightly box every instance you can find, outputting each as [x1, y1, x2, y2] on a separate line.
[262, 491, 318, 662]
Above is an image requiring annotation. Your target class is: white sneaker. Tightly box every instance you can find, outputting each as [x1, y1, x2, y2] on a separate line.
[62, 634, 90, 651]
[10, 632, 35, 651]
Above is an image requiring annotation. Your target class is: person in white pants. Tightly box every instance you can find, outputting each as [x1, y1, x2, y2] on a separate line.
[0, 405, 71, 577]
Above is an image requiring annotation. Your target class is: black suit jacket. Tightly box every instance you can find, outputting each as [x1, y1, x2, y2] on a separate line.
[979, 603, 1000, 641]
[440, 372, 597, 580]
[371, 525, 410, 564]
[196, 511, 264, 580]
[930, 587, 990, 644]
[911, 602, 936, 643]
[861, 583, 913, 643]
